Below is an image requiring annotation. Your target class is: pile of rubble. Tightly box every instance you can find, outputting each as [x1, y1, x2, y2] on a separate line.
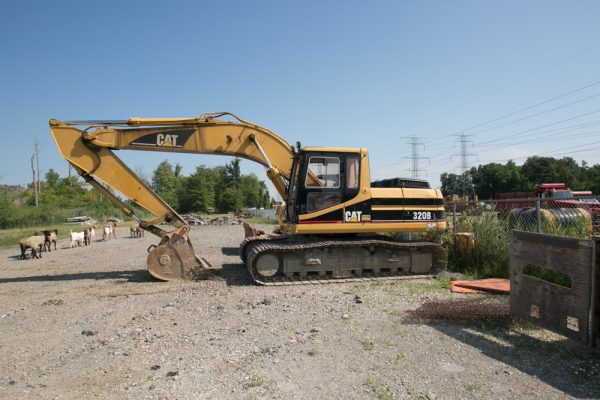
[181, 214, 244, 226]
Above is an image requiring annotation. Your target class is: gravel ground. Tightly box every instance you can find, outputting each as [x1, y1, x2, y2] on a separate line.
[1, 224, 599, 399]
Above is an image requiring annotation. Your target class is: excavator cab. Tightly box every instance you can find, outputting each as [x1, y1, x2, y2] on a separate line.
[286, 149, 362, 224]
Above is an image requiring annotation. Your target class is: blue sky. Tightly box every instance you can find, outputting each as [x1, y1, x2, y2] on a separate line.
[1, 1, 599, 199]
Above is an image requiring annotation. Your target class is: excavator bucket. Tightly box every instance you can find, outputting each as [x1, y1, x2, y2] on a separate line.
[243, 222, 266, 238]
[146, 232, 213, 281]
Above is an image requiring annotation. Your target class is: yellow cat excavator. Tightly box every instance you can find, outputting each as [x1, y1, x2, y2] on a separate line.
[50, 112, 447, 284]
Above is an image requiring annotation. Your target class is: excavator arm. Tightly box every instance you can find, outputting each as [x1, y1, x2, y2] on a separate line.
[49, 112, 295, 281]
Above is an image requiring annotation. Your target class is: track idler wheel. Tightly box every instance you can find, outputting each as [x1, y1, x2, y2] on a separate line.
[146, 229, 213, 281]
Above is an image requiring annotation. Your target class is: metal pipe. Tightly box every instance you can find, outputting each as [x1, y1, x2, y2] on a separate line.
[249, 134, 274, 169]
[62, 120, 129, 126]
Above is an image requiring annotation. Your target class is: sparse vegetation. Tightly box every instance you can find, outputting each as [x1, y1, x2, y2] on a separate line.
[361, 339, 374, 351]
[391, 323, 405, 337]
[394, 353, 406, 365]
[365, 376, 393, 400]
[465, 382, 480, 392]
[250, 376, 263, 387]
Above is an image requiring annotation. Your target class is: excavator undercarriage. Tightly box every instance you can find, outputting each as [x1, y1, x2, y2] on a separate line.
[242, 235, 447, 285]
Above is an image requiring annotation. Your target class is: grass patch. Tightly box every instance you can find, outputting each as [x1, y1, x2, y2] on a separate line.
[250, 376, 263, 387]
[0, 220, 139, 248]
[399, 279, 449, 294]
[391, 323, 405, 337]
[365, 376, 393, 400]
[361, 339, 374, 351]
[0, 223, 73, 248]
[394, 353, 406, 365]
[387, 310, 403, 318]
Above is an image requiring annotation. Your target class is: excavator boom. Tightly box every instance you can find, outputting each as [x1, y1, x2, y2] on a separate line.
[50, 113, 294, 280]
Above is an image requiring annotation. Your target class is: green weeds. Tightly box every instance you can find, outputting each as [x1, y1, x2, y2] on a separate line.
[365, 376, 393, 400]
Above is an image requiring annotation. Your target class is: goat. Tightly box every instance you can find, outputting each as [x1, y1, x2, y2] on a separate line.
[83, 227, 92, 246]
[43, 229, 58, 252]
[111, 221, 118, 239]
[130, 224, 144, 238]
[90, 225, 96, 242]
[102, 225, 113, 241]
[19, 234, 45, 259]
[70, 230, 85, 248]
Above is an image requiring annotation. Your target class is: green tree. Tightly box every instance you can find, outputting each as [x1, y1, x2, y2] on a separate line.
[239, 174, 268, 208]
[0, 187, 15, 228]
[440, 171, 473, 196]
[179, 166, 217, 213]
[521, 156, 585, 189]
[45, 169, 60, 189]
[218, 187, 243, 212]
[224, 158, 241, 190]
[470, 161, 525, 199]
[586, 165, 600, 194]
[152, 160, 180, 209]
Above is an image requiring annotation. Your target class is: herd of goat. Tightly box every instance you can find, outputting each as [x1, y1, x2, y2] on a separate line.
[18, 222, 145, 260]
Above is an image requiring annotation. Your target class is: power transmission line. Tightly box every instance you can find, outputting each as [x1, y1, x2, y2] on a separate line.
[450, 133, 477, 195]
[469, 91, 600, 135]
[404, 135, 429, 178]
[456, 78, 600, 135]
[478, 107, 600, 145]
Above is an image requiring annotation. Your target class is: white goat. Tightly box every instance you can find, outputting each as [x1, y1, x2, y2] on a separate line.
[102, 225, 113, 241]
[70, 230, 85, 248]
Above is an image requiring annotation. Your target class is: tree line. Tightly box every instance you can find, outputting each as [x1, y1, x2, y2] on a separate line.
[0, 158, 271, 229]
[151, 158, 271, 213]
[441, 156, 600, 199]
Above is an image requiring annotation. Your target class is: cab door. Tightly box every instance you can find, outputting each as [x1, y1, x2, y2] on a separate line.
[295, 152, 361, 221]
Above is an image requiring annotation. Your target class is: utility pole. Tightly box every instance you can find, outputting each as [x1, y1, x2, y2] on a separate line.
[31, 140, 40, 207]
[404, 135, 429, 179]
[35, 139, 41, 195]
[451, 133, 477, 196]
[68, 163, 73, 186]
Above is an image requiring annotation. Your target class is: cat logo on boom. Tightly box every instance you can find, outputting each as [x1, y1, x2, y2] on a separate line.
[128, 129, 195, 149]
[157, 134, 178, 147]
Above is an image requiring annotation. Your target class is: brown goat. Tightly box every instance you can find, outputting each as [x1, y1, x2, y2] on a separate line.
[43, 229, 58, 252]
[19, 234, 45, 259]
[83, 228, 92, 246]
[130, 224, 144, 238]
[111, 221, 118, 239]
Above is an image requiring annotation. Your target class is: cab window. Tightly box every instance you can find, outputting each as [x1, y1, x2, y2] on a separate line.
[305, 157, 340, 188]
[346, 156, 359, 190]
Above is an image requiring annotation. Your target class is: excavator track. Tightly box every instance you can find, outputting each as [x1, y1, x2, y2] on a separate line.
[241, 236, 447, 286]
